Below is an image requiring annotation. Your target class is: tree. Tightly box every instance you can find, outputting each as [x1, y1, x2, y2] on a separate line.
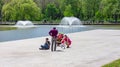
[45, 3, 59, 20]
[2, 0, 11, 4]
[63, 4, 73, 17]
[99, 0, 120, 22]
[0, 0, 3, 20]
[62, 0, 81, 17]
[82, 0, 101, 20]
[2, 0, 41, 21]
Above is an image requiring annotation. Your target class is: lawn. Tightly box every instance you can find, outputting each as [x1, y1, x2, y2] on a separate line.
[102, 59, 120, 67]
[0, 26, 17, 31]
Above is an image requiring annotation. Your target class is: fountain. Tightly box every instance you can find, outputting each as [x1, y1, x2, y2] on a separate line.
[59, 17, 82, 26]
[57, 17, 85, 34]
[58, 17, 84, 29]
[15, 20, 34, 27]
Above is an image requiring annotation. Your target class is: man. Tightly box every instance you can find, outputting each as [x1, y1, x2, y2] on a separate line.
[49, 27, 58, 37]
[49, 27, 58, 51]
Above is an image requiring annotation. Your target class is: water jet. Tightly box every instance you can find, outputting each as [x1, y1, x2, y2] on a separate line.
[15, 20, 34, 28]
[60, 17, 82, 26]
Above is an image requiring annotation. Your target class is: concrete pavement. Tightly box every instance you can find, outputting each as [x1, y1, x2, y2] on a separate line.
[0, 29, 120, 67]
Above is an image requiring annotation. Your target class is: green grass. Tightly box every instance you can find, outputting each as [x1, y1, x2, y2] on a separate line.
[102, 59, 120, 67]
[0, 27, 17, 31]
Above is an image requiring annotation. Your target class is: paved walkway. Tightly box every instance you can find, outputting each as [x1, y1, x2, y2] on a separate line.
[0, 29, 120, 67]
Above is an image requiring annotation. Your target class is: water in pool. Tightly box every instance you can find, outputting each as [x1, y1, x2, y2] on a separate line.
[0, 25, 91, 42]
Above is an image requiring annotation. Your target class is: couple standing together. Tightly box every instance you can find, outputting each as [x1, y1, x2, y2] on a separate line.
[40, 27, 72, 50]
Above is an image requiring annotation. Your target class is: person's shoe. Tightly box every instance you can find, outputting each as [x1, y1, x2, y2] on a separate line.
[60, 44, 65, 49]
[67, 46, 70, 48]
[39, 48, 44, 50]
[61, 45, 65, 49]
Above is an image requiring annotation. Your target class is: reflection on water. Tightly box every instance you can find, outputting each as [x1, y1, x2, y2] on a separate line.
[0, 25, 120, 42]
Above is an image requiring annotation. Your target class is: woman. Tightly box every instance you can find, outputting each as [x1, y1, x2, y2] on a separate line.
[56, 33, 64, 46]
[61, 35, 72, 48]
[40, 38, 50, 50]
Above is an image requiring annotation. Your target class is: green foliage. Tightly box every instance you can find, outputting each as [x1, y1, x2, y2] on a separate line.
[0, 0, 120, 22]
[2, 0, 41, 21]
[82, 0, 101, 20]
[45, 3, 59, 20]
[0, 0, 3, 11]
[62, 0, 81, 18]
[102, 59, 120, 67]
[99, 0, 120, 21]
[63, 4, 73, 17]
[0, 0, 3, 20]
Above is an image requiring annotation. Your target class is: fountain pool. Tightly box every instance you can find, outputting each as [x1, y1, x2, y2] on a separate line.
[0, 24, 120, 42]
[0, 25, 91, 42]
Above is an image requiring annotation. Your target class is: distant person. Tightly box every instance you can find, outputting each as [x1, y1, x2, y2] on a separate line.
[61, 35, 72, 48]
[49, 27, 58, 51]
[39, 38, 50, 50]
[49, 27, 58, 42]
[56, 33, 64, 46]
[49, 27, 58, 38]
